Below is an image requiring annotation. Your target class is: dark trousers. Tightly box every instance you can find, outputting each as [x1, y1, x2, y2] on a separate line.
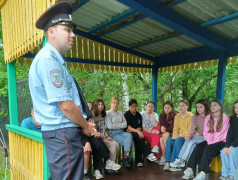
[131, 132, 151, 163]
[42, 127, 84, 180]
[187, 140, 225, 173]
[88, 136, 110, 170]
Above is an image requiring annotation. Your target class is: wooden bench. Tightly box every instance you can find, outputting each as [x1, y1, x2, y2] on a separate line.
[209, 156, 222, 172]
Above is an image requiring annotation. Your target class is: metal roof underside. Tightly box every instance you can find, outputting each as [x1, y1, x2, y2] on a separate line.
[69, 0, 238, 67]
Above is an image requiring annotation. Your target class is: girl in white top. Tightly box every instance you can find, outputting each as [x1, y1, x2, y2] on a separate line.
[141, 101, 161, 158]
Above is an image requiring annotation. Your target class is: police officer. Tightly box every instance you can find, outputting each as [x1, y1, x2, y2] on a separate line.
[29, 1, 95, 179]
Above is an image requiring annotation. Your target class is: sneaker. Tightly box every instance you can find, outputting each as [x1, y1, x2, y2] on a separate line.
[170, 167, 182, 172]
[83, 173, 91, 180]
[122, 158, 131, 168]
[170, 158, 185, 168]
[184, 168, 192, 175]
[105, 169, 120, 175]
[163, 162, 170, 171]
[147, 153, 157, 161]
[219, 176, 228, 180]
[227, 176, 234, 180]
[154, 159, 160, 164]
[159, 157, 165, 166]
[105, 160, 121, 171]
[93, 170, 103, 180]
[137, 162, 143, 167]
[182, 168, 194, 180]
[151, 145, 159, 153]
[193, 172, 206, 180]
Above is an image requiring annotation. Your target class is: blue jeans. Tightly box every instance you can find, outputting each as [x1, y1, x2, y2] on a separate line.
[221, 147, 238, 177]
[178, 135, 204, 161]
[109, 129, 134, 158]
[165, 137, 185, 162]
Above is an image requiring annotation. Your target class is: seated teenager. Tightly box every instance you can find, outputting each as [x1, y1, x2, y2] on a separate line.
[81, 134, 92, 180]
[93, 99, 120, 174]
[85, 132, 121, 179]
[170, 99, 209, 171]
[124, 99, 157, 167]
[219, 100, 238, 180]
[141, 101, 161, 159]
[21, 108, 41, 132]
[159, 101, 177, 165]
[183, 99, 229, 180]
[106, 97, 134, 169]
[164, 100, 193, 171]
[86, 100, 121, 179]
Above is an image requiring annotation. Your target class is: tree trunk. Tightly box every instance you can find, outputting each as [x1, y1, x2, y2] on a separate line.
[188, 74, 217, 111]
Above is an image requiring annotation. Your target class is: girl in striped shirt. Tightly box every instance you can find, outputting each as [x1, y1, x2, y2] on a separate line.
[170, 99, 209, 171]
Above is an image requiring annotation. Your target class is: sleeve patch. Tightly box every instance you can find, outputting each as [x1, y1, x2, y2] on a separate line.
[50, 69, 63, 88]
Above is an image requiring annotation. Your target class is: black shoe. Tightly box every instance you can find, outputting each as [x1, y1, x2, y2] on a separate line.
[122, 158, 131, 168]
[105, 169, 120, 175]
[112, 170, 120, 175]
[83, 173, 91, 180]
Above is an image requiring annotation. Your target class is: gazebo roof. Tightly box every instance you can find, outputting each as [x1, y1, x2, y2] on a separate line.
[1, 0, 238, 72]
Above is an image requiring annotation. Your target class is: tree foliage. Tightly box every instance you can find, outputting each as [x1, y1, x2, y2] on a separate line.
[68, 61, 238, 114]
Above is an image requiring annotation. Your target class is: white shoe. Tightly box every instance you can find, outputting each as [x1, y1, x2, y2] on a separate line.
[169, 167, 182, 172]
[219, 176, 228, 180]
[105, 160, 121, 171]
[93, 170, 103, 180]
[170, 158, 185, 168]
[182, 168, 194, 179]
[159, 157, 165, 165]
[163, 162, 170, 171]
[193, 172, 206, 180]
[137, 162, 143, 167]
[147, 153, 157, 161]
[151, 145, 159, 154]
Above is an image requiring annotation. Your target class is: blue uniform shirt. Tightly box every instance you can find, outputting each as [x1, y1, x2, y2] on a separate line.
[21, 117, 41, 132]
[29, 42, 87, 131]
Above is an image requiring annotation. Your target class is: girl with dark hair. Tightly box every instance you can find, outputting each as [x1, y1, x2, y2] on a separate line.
[141, 101, 161, 159]
[85, 99, 121, 179]
[159, 101, 177, 165]
[183, 99, 230, 180]
[93, 99, 120, 164]
[170, 99, 209, 171]
[219, 100, 238, 180]
[164, 100, 193, 171]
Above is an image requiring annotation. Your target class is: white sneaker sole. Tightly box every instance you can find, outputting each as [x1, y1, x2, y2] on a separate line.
[105, 165, 121, 171]
[169, 167, 182, 172]
[93, 175, 103, 180]
[170, 164, 185, 168]
[159, 162, 165, 166]
[182, 175, 194, 180]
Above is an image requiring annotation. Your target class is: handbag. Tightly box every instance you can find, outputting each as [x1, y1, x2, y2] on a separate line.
[72, 77, 92, 121]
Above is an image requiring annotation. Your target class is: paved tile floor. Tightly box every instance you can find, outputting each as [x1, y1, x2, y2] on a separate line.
[90, 161, 220, 180]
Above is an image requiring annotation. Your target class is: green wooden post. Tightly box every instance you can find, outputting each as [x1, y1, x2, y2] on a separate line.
[43, 144, 50, 180]
[43, 36, 47, 46]
[7, 61, 18, 125]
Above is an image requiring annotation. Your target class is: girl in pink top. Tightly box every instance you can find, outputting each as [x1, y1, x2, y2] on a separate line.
[183, 99, 230, 180]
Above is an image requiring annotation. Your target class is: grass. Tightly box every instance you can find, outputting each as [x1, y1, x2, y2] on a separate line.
[0, 146, 10, 180]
